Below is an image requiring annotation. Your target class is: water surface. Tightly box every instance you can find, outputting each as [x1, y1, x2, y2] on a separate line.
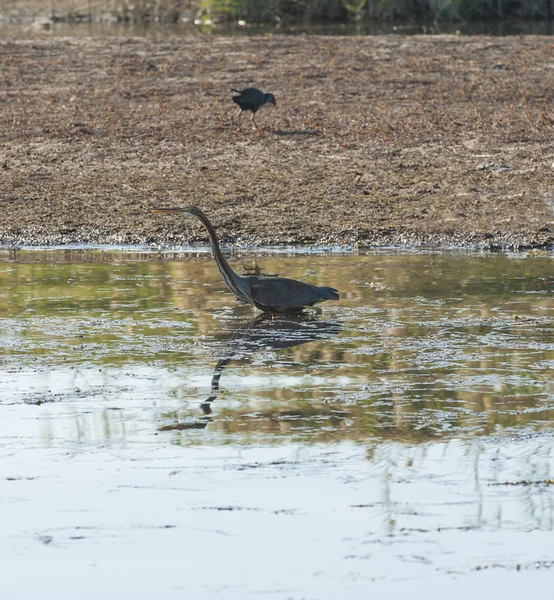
[1, 18, 553, 39]
[1, 249, 553, 597]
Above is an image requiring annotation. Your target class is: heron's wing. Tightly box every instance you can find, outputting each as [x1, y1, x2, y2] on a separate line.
[245, 276, 339, 310]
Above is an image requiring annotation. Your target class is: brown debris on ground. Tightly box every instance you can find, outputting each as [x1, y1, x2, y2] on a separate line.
[0, 34, 554, 248]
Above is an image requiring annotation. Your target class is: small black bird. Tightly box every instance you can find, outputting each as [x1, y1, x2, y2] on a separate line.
[231, 87, 276, 130]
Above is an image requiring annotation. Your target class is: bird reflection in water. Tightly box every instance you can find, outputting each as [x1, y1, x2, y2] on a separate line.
[201, 312, 341, 415]
[158, 313, 340, 430]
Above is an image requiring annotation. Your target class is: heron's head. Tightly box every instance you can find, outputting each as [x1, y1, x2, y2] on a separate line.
[264, 93, 277, 107]
[151, 206, 203, 218]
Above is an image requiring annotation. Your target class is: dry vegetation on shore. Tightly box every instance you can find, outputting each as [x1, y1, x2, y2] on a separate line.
[1, 34, 554, 248]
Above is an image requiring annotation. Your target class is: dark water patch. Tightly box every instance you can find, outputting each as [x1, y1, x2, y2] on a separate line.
[1, 18, 554, 40]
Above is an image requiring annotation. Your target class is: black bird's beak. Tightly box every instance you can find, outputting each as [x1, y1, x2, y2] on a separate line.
[151, 208, 188, 214]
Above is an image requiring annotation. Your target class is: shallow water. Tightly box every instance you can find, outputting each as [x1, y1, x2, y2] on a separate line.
[1, 249, 553, 597]
[1, 19, 553, 39]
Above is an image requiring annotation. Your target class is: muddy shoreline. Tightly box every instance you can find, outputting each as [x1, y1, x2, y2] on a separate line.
[1, 34, 554, 248]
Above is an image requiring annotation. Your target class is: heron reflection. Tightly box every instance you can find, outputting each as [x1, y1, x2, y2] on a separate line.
[200, 313, 340, 414]
[158, 313, 339, 430]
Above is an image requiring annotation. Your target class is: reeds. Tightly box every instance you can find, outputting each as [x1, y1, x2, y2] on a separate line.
[1, 0, 552, 23]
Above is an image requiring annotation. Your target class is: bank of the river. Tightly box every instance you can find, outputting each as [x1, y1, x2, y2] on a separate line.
[1, 34, 553, 248]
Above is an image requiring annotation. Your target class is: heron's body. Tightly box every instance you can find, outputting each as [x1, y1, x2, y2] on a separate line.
[231, 87, 276, 129]
[152, 206, 339, 313]
[242, 275, 338, 313]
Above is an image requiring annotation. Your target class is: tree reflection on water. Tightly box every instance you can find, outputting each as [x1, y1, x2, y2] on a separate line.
[2, 250, 553, 444]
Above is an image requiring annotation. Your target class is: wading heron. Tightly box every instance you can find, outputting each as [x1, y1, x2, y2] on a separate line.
[152, 206, 339, 313]
[231, 87, 276, 129]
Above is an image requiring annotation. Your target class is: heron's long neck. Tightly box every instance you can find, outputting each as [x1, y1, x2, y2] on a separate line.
[195, 213, 244, 297]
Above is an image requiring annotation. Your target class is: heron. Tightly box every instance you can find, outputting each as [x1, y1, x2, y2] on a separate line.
[151, 206, 339, 313]
[231, 87, 276, 130]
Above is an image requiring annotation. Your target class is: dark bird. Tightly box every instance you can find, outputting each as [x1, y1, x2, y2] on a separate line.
[231, 87, 276, 130]
[151, 206, 339, 313]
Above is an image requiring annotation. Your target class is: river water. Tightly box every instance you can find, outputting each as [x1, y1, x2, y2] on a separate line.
[1, 248, 553, 597]
[0, 18, 553, 39]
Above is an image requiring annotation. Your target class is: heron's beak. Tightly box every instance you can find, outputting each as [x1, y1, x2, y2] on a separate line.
[151, 208, 188, 214]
